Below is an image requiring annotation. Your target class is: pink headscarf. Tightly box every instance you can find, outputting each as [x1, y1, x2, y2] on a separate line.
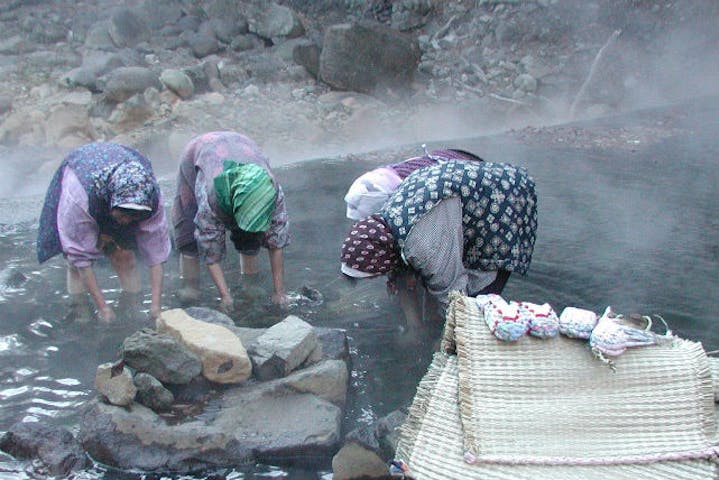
[344, 167, 401, 220]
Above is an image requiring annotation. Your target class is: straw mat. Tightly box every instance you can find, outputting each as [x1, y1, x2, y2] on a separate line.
[396, 292, 719, 479]
[396, 353, 719, 480]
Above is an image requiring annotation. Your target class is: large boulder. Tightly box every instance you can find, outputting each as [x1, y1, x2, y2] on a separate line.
[98, 67, 163, 102]
[319, 21, 420, 94]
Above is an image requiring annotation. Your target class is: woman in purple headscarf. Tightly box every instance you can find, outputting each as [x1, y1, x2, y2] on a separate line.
[37, 142, 171, 323]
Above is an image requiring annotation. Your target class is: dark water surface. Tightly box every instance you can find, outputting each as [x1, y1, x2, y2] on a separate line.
[0, 97, 717, 479]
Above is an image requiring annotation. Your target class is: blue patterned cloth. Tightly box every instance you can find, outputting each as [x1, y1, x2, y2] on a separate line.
[37, 142, 160, 263]
[380, 160, 538, 274]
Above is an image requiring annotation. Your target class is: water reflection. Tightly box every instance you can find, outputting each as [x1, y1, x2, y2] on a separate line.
[0, 99, 717, 478]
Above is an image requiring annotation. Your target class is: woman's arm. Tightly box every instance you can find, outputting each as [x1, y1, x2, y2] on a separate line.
[207, 262, 234, 312]
[268, 247, 288, 305]
[77, 265, 115, 322]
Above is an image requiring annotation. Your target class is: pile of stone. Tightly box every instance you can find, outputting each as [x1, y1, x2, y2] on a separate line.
[82, 306, 351, 472]
[0, 305, 408, 478]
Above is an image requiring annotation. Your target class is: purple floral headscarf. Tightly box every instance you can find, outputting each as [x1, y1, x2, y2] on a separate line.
[107, 161, 156, 210]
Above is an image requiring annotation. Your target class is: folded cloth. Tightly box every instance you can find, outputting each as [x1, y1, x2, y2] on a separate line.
[483, 296, 528, 342]
[518, 301, 560, 339]
[559, 306, 598, 339]
[474, 293, 504, 309]
[590, 306, 660, 360]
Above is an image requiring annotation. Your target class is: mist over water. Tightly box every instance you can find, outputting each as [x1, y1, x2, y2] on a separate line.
[0, 96, 716, 479]
[0, 1, 718, 478]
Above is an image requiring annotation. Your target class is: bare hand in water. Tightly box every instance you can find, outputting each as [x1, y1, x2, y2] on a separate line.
[149, 305, 162, 321]
[272, 292, 290, 308]
[98, 306, 116, 323]
[219, 296, 235, 315]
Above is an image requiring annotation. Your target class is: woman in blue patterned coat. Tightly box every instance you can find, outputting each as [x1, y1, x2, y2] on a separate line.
[340, 159, 538, 338]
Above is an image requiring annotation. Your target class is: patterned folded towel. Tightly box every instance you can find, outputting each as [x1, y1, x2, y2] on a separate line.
[559, 306, 598, 339]
[590, 306, 660, 359]
[482, 296, 528, 342]
[518, 301, 560, 339]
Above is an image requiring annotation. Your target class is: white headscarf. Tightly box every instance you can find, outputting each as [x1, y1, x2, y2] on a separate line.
[344, 167, 402, 220]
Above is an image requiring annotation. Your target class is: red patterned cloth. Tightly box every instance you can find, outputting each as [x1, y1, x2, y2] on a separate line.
[340, 215, 400, 276]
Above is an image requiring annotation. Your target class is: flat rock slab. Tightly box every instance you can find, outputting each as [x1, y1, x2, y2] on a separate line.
[80, 378, 342, 471]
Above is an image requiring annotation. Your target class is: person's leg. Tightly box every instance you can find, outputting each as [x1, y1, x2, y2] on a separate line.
[108, 246, 144, 313]
[108, 247, 141, 293]
[230, 229, 264, 301]
[397, 271, 427, 344]
[178, 252, 202, 304]
[67, 265, 86, 295]
[240, 253, 259, 275]
[238, 253, 267, 301]
[65, 265, 92, 322]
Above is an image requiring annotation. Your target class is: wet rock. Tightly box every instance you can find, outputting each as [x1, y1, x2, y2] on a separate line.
[80, 371, 344, 471]
[331, 409, 406, 480]
[281, 359, 349, 406]
[251, 315, 319, 381]
[134, 372, 175, 412]
[122, 327, 202, 385]
[314, 327, 350, 362]
[0, 422, 89, 477]
[158, 308, 252, 384]
[184, 306, 235, 329]
[2, 268, 27, 288]
[80, 400, 253, 472]
[95, 362, 137, 406]
[332, 442, 388, 480]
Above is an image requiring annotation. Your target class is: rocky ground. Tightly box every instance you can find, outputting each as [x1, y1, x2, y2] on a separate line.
[0, 0, 717, 198]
